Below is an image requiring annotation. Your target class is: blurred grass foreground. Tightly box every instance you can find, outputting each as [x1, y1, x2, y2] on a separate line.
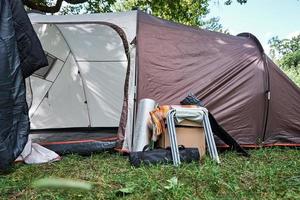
[0, 148, 299, 199]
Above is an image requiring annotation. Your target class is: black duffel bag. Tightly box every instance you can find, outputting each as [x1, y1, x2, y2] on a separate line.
[129, 145, 200, 167]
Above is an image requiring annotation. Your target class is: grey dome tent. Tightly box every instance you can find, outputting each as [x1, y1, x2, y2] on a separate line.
[27, 11, 300, 153]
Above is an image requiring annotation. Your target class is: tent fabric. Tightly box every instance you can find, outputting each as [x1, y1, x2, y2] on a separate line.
[136, 11, 300, 146]
[30, 129, 118, 155]
[27, 11, 300, 153]
[28, 13, 137, 152]
[29, 11, 137, 43]
[28, 23, 130, 129]
[15, 137, 61, 164]
[264, 58, 300, 144]
[0, 0, 30, 171]
[28, 13, 137, 131]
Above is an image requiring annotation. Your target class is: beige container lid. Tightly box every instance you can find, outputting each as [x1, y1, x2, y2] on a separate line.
[175, 119, 203, 127]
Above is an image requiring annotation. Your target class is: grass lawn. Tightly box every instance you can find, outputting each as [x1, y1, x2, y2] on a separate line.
[0, 148, 299, 200]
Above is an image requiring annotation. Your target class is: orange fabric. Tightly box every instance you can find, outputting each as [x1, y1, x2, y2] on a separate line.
[149, 105, 171, 136]
[149, 105, 200, 137]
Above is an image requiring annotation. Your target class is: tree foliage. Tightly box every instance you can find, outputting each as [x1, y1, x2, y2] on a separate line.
[60, 0, 210, 27]
[61, 0, 237, 31]
[25, 0, 246, 30]
[116, 0, 210, 27]
[23, 0, 87, 13]
[224, 0, 247, 5]
[269, 35, 300, 69]
[24, 0, 248, 14]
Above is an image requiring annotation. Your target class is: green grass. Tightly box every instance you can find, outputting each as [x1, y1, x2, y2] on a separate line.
[1, 148, 299, 200]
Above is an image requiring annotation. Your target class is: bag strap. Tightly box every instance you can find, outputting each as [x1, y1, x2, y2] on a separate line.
[166, 145, 185, 150]
[142, 144, 150, 152]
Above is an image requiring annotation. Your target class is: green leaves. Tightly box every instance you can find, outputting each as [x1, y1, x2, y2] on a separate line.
[269, 34, 300, 86]
[269, 34, 300, 69]
[115, 183, 136, 197]
[225, 0, 247, 5]
[164, 176, 178, 190]
[118, 186, 135, 193]
[117, 185, 136, 194]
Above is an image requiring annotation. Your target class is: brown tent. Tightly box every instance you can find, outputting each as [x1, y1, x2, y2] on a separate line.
[133, 11, 300, 147]
[28, 11, 300, 153]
